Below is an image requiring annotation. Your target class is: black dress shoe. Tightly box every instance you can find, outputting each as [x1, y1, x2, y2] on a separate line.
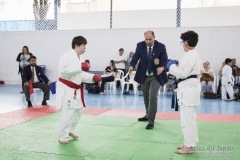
[146, 124, 154, 129]
[42, 100, 47, 105]
[138, 116, 148, 121]
[123, 91, 129, 95]
[28, 101, 33, 108]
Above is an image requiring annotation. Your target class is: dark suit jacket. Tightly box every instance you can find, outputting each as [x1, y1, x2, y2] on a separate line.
[130, 40, 168, 85]
[22, 65, 49, 84]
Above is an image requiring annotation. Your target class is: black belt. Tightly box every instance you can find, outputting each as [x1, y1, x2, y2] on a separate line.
[177, 75, 198, 84]
[171, 75, 198, 111]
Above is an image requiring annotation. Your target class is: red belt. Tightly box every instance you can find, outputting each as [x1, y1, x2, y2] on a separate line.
[59, 77, 86, 107]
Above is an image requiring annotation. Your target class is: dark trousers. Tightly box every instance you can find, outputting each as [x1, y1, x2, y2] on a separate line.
[100, 76, 115, 92]
[20, 72, 24, 92]
[217, 80, 222, 95]
[142, 76, 161, 125]
[24, 82, 50, 101]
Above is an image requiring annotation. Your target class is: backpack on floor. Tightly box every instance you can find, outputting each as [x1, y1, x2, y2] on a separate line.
[203, 92, 219, 99]
[85, 83, 100, 94]
[233, 83, 240, 101]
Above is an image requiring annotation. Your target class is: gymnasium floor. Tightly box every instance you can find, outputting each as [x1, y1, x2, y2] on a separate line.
[0, 84, 240, 160]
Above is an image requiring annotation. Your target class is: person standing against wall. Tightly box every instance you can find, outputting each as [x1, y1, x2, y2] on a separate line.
[167, 31, 201, 154]
[126, 51, 134, 72]
[115, 48, 127, 88]
[56, 36, 101, 144]
[129, 30, 168, 129]
[16, 46, 33, 93]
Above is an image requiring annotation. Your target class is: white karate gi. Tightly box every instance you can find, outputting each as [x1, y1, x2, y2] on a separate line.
[56, 49, 94, 141]
[221, 65, 234, 100]
[169, 49, 202, 147]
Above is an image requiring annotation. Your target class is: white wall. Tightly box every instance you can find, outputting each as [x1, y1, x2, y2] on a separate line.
[58, 6, 240, 30]
[1, 27, 240, 84]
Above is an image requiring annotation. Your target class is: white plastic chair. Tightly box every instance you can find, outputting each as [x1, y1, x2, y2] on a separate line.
[105, 81, 116, 94]
[121, 71, 138, 95]
[104, 70, 123, 94]
[32, 88, 42, 104]
[115, 70, 124, 89]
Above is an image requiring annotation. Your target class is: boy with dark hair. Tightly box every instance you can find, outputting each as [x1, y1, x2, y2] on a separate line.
[167, 31, 202, 154]
[57, 36, 101, 144]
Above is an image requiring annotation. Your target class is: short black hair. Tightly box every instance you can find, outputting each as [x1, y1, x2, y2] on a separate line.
[119, 48, 124, 52]
[180, 31, 198, 47]
[29, 55, 36, 60]
[72, 36, 87, 49]
[225, 58, 232, 64]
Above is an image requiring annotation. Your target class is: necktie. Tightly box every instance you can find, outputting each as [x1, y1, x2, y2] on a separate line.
[31, 67, 35, 83]
[147, 47, 152, 74]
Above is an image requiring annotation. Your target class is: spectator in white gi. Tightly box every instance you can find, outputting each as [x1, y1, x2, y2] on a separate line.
[222, 58, 234, 100]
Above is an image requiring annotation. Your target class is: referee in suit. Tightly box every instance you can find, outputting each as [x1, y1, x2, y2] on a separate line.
[23, 56, 51, 107]
[128, 30, 168, 129]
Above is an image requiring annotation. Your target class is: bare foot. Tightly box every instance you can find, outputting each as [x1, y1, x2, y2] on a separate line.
[59, 140, 69, 144]
[69, 133, 79, 139]
[175, 146, 194, 154]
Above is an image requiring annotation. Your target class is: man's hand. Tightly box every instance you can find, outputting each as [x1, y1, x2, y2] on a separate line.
[128, 67, 134, 75]
[47, 81, 51, 85]
[157, 67, 164, 75]
[25, 82, 30, 86]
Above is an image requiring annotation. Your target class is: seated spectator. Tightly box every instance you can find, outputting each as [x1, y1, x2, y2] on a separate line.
[166, 73, 177, 92]
[125, 51, 135, 88]
[100, 60, 118, 95]
[115, 48, 127, 88]
[222, 58, 234, 100]
[231, 58, 239, 84]
[200, 61, 214, 94]
[23, 56, 51, 107]
[217, 61, 225, 96]
[166, 60, 179, 92]
[126, 52, 134, 71]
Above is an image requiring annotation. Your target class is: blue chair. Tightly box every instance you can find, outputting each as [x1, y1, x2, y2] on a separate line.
[50, 81, 56, 94]
[39, 65, 46, 74]
[38, 65, 46, 82]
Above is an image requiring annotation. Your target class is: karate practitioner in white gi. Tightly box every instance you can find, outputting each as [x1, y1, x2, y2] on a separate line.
[167, 31, 202, 154]
[57, 36, 101, 144]
[221, 58, 234, 100]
